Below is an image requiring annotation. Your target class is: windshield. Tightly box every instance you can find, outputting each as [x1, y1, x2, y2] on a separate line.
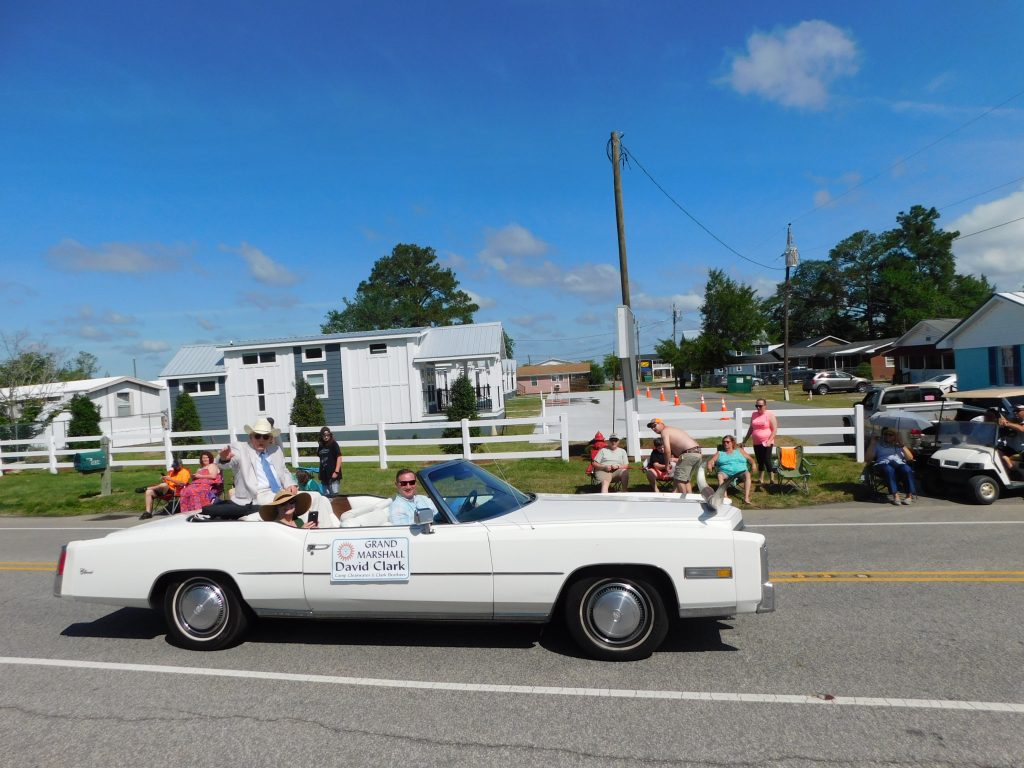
[420, 461, 533, 523]
[936, 420, 999, 448]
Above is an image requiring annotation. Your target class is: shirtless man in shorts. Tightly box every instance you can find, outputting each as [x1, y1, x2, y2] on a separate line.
[647, 418, 702, 494]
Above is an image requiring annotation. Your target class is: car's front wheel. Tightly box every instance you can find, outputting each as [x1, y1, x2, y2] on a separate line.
[816, 384, 829, 395]
[565, 575, 668, 661]
[855, 382, 868, 393]
[164, 574, 249, 650]
[969, 475, 1000, 505]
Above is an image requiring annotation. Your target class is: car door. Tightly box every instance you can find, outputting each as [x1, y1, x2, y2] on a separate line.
[301, 521, 493, 618]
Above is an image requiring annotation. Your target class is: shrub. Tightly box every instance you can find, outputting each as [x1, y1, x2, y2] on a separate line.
[442, 374, 480, 454]
[290, 379, 326, 428]
[171, 391, 202, 457]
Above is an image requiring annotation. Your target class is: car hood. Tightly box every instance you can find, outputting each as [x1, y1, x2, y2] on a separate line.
[488, 492, 743, 530]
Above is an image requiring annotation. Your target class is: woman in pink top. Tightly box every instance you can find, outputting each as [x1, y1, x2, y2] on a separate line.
[742, 398, 778, 488]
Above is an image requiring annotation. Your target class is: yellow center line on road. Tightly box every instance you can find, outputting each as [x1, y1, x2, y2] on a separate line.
[772, 570, 1024, 583]
[0, 562, 55, 572]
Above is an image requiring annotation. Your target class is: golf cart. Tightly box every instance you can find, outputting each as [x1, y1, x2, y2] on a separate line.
[925, 420, 1024, 504]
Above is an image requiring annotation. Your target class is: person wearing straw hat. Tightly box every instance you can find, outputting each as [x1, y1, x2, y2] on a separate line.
[259, 490, 314, 528]
[201, 416, 299, 518]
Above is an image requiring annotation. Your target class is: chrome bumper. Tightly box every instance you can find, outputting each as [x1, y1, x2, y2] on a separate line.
[756, 541, 775, 613]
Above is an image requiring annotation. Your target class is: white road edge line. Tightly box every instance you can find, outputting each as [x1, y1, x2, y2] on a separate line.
[2, 656, 1022, 714]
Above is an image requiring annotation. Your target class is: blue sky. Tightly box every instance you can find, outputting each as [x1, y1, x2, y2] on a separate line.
[2, 1, 1022, 378]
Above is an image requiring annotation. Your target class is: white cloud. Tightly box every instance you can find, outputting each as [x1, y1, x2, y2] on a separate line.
[465, 290, 495, 309]
[949, 187, 1024, 290]
[561, 264, 621, 299]
[813, 189, 833, 208]
[221, 242, 299, 285]
[60, 306, 139, 340]
[722, 20, 859, 110]
[509, 313, 557, 330]
[47, 239, 186, 272]
[478, 223, 550, 271]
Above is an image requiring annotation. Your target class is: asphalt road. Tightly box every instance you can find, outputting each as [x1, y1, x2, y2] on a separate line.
[2, 497, 1023, 768]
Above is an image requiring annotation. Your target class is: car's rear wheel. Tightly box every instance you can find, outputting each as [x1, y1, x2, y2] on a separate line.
[565, 575, 668, 661]
[164, 574, 249, 650]
[815, 384, 829, 395]
[969, 475, 999, 505]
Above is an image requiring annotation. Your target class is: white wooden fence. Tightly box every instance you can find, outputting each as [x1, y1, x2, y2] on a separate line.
[0, 415, 570, 475]
[628, 405, 866, 462]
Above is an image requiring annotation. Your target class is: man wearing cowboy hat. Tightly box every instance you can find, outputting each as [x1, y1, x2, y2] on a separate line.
[259, 490, 314, 527]
[201, 416, 299, 518]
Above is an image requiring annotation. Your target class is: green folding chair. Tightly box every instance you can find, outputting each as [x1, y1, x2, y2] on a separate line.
[774, 445, 812, 494]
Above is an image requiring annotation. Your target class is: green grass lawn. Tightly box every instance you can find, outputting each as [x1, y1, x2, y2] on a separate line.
[0, 392, 871, 516]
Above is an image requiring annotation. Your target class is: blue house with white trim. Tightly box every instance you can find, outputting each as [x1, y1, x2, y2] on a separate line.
[159, 322, 508, 434]
[935, 292, 1024, 390]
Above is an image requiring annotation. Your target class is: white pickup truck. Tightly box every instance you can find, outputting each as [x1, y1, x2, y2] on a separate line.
[843, 384, 959, 447]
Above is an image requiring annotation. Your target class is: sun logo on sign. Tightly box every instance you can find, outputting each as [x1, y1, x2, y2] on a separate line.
[336, 542, 355, 561]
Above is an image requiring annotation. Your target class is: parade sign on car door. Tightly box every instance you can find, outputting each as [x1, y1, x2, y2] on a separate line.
[331, 537, 410, 582]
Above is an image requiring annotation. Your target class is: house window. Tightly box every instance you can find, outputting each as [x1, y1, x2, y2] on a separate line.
[303, 370, 328, 398]
[257, 378, 266, 412]
[303, 347, 324, 361]
[242, 352, 277, 365]
[116, 392, 132, 417]
[530, 378, 538, 386]
[369, 343, 387, 355]
[181, 380, 218, 396]
[884, 356, 894, 367]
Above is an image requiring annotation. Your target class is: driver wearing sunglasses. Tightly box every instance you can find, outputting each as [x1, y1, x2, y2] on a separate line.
[388, 468, 438, 526]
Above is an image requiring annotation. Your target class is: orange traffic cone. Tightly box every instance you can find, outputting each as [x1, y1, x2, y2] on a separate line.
[719, 397, 729, 420]
[673, 390, 681, 406]
[645, 386, 651, 398]
[659, 388, 666, 402]
[699, 394, 707, 412]
[636, 387, 641, 396]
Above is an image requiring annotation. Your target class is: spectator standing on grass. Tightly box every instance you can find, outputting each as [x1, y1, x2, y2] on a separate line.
[647, 418, 702, 494]
[593, 435, 630, 493]
[317, 427, 343, 496]
[742, 398, 778, 489]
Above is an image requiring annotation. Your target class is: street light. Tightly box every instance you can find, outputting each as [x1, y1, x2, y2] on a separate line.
[782, 224, 799, 402]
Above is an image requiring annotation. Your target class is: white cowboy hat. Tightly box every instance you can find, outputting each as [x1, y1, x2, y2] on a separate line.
[244, 417, 281, 437]
[258, 490, 312, 521]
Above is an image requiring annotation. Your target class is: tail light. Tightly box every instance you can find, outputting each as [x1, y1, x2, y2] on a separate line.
[56, 545, 67, 576]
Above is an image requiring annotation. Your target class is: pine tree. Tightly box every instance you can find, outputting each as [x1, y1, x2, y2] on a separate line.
[171, 391, 202, 456]
[442, 374, 480, 454]
[66, 394, 102, 449]
[290, 379, 326, 437]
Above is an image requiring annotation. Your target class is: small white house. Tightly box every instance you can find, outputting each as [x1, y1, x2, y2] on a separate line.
[3, 376, 165, 446]
[936, 292, 1024, 390]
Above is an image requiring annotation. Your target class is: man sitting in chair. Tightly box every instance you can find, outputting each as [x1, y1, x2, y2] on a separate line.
[706, 436, 753, 505]
[593, 435, 630, 493]
[137, 458, 191, 519]
[645, 437, 671, 492]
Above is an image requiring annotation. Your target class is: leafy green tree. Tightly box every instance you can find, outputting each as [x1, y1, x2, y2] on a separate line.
[503, 331, 515, 359]
[171, 391, 202, 456]
[290, 379, 325, 430]
[58, 351, 100, 381]
[587, 360, 605, 387]
[0, 332, 64, 426]
[698, 269, 767, 371]
[66, 394, 102, 448]
[601, 353, 620, 381]
[321, 243, 479, 333]
[441, 374, 480, 454]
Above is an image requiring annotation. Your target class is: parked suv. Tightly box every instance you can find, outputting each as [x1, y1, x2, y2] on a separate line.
[802, 369, 871, 395]
[769, 367, 813, 385]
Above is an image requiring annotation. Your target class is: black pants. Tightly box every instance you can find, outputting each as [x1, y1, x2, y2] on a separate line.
[201, 499, 256, 519]
[753, 443, 774, 474]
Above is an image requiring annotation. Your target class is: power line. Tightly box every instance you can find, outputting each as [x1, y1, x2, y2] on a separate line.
[953, 215, 1024, 241]
[790, 87, 1024, 225]
[618, 142, 784, 271]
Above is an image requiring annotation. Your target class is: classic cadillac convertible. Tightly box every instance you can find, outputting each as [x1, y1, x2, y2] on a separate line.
[55, 460, 773, 661]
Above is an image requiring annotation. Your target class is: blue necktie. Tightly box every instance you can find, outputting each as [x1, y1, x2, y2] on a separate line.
[260, 451, 281, 493]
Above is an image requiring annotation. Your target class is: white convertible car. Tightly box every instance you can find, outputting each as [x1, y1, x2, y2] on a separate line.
[55, 460, 774, 661]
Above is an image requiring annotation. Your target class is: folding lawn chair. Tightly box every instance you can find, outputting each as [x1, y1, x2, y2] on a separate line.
[774, 445, 812, 494]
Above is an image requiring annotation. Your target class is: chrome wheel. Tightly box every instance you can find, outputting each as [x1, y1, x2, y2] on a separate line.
[566, 576, 667, 661]
[969, 475, 999, 505]
[164, 575, 248, 650]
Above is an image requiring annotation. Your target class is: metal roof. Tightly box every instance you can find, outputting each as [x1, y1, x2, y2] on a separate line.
[220, 327, 427, 351]
[159, 345, 225, 378]
[414, 322, 503, 361]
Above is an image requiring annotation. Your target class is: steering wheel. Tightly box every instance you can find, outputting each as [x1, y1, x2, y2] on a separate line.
[462, 490, 479, 514]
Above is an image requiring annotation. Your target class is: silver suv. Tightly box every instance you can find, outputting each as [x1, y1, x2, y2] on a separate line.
[802, 369, 871, 395]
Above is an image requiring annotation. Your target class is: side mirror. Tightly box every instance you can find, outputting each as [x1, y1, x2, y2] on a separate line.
[414, 506, 435, 533]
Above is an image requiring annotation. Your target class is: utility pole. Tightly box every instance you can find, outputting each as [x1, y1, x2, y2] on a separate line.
[672, 304, 678, 346]
[610, 131, 638, 457]
[611, 132, 631, 308]
[782, 224, 799, 402]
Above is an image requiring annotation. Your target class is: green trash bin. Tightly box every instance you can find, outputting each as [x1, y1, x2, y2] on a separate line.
[727, 374, 753, 394]
[73, 451, 107, 474]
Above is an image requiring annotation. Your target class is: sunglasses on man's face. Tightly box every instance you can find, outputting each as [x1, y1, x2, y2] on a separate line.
[397, 479, 416, 487]
[253, 433, 272, 440]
